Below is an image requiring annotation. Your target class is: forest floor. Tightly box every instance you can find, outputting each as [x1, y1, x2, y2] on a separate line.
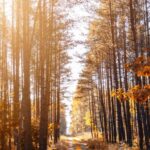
[49, 133, 140, 150]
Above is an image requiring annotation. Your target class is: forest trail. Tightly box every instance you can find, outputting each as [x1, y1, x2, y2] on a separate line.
[60, 136, 88, 150]
[54, 135, 136, 150]
[0, 0, 150, 150]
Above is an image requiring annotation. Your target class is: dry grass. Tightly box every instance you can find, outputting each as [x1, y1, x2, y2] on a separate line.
[87, 139, 108, 149]
[60, 133, 141, 150]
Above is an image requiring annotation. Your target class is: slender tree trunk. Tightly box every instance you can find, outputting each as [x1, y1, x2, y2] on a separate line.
[22, 0, 32, 149]
[109, 0, 125, 142]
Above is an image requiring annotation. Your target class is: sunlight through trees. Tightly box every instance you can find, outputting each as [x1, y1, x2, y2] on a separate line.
[0, 0, 150, 150]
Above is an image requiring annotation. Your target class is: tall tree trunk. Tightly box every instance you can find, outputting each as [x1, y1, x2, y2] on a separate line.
[123, 22, 132, 146]
[109, 0, 125, 142]
[22, 0, 32, 149]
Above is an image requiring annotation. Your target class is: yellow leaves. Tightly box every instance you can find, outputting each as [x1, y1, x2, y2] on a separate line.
[126, 85, 140, 101]
[111, 85, 150, 103]
[111, 88, 127, 102]
[113, 89, 123, 100]
[72, 99, 81, 113]
[111, 89, 116, 97]
[84, 111, 91, 127]
[48, 123, 54, 135]
[129, 98, 136, 116]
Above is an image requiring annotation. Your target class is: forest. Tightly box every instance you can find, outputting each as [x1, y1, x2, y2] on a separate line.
[0, 0, 150, 150]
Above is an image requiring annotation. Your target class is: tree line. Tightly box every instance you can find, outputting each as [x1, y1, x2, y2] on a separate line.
[71, 0, 150, 149]
[0, 0, 71, 149]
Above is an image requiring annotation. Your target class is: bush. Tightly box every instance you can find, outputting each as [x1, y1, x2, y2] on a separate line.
[55, 142, 67, 150]
[87, 139, 108, 149]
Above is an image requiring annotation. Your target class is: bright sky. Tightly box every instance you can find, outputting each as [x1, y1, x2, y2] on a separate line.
[65, 5, 89, 134]
[65, 1, 99, 134]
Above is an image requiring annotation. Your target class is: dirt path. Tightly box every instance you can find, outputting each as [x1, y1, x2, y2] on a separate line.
[62, 138, 88, 150]
[54, 135, 133, 150]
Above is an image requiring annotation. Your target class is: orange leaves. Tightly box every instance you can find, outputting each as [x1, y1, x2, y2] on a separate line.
[111, 88, 127, 102]
[111, 85, 150, 103]
[142, 47, 150, 52]
[127, 85, 141, 102]
[125, 56, 150, 77]
[127, 85, 150, 103]
[138, 66, 150, 76]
